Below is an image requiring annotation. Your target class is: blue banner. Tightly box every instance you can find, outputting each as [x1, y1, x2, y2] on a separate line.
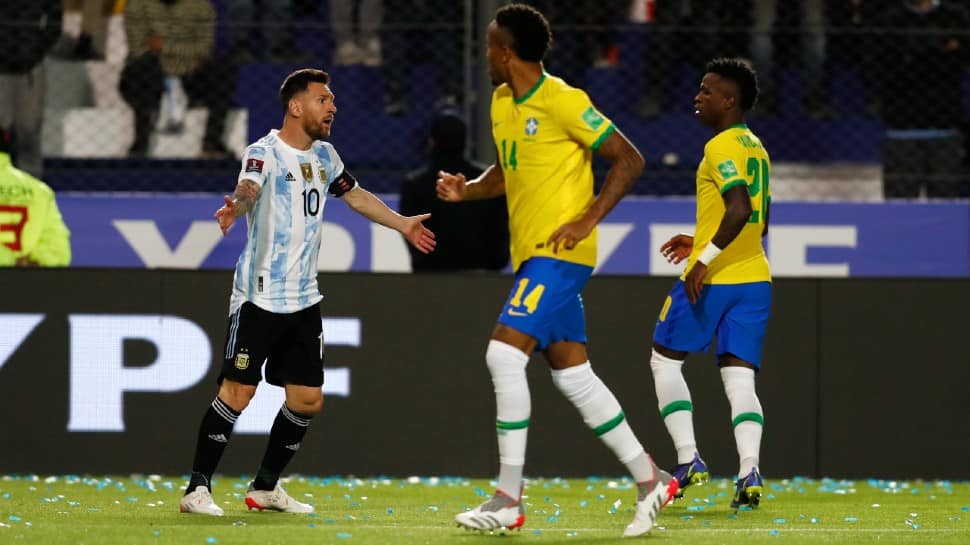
[58, 194, 969, 277]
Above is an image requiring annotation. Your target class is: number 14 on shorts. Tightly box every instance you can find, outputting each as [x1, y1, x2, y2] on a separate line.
[508, 278, 545, 316]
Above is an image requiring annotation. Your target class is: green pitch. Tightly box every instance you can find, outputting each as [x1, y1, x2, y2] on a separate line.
[1, 475, 968, 544]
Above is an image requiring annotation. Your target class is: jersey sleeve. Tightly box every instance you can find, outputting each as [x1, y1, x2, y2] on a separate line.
[29, 191, 71, 266]
[237, 144, 271, 187]
[704, 140, 747, 194]
[553, 88, 615, 151]
[320, 144, 358, 198]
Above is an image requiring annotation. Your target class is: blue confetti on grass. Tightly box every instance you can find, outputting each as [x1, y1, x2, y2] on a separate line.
[205, 537, 217, 544]
[579, 500, 588, 508]
[153, 530, 160, 537]
[1, 493, 10, 499]
[845, 517, 859, 523]
[336, 532, 352, 539]
[386, 508, 394, 515]
[773, 518, 786, 524]
[9, 515, 21, 522]
[533, 529, 542, 535]
[770, 530, 780, 536]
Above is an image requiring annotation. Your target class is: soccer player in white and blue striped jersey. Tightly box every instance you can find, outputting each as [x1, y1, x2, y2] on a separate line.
[179, 68, 436, 516]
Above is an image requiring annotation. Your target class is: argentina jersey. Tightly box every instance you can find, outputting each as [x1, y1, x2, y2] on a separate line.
[228, 129, 357, 315]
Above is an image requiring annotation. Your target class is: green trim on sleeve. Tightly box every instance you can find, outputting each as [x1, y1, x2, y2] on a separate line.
[720, 179, 747, 194]
[590, 124, 616, 151]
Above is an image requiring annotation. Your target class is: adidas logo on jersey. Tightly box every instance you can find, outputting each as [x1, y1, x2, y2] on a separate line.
[208, 434, 229, 443]
[285, 172, 296, 181]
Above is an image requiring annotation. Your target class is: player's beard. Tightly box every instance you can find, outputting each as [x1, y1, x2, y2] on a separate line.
[304, 117, 327, 140]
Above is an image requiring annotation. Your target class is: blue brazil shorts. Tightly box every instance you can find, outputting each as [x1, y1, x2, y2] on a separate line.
[652, 280, 771, 368]
[497, 257, 593, 350]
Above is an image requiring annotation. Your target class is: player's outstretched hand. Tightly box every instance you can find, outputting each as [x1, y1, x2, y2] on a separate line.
[402, 213, 436, 254]
[684, 261, 707, 304]
[660, 233, 694, 264]
[547, 217, 595, 254]
[214, 195, 237, 236]
[436, 171, 467, 202]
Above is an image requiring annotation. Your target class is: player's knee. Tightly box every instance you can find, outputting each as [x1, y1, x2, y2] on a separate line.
[650, 347, 685, 374]
[218, 380, 257, 412]
[486, 339, 529, 377]
[285, 390, 324, 415]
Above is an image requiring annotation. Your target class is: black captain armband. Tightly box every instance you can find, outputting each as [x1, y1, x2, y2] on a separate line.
[328, 170, 358, 197]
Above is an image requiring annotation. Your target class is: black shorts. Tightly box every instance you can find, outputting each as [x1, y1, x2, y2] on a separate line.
[221, 301, 324, 387]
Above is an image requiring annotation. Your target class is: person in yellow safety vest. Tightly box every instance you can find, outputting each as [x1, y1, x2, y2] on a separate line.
[0, 131, 71, 266]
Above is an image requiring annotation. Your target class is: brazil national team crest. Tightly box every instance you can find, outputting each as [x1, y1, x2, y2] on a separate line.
[235, 351, 250, 370]
[300, 163, 313, 182]
[525, 117, 539, 136]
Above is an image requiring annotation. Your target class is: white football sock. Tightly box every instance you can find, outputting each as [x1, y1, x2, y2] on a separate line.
[552, 362, 654, 483]
[721, 366, 763, 477]
[487, 340, 530, 499]
[650, 349, 697, 464]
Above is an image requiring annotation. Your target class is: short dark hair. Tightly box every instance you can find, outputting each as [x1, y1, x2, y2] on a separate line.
[279, 68, 330, 111]
[706, 58, 759, 111]
[495, 3, 552, 63]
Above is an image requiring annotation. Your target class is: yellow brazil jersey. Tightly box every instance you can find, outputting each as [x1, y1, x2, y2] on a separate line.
[684, 124, 771, 284]
[491, 73, 615, 272]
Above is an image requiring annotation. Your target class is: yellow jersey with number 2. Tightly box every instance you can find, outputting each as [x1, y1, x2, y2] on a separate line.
[491, 72, 615, 272]
[687, 124, 772, 284]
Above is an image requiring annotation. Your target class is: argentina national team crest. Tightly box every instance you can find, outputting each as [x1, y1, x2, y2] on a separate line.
[300, 163, 313, 182]
[235, 351, 250, 370]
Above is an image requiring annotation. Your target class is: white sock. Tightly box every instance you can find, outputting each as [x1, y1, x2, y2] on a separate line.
[721, 366, 763, 477]
[487, 340, 530, 499]
[552, 362, 654, 483]
[650, 349, 697, 464]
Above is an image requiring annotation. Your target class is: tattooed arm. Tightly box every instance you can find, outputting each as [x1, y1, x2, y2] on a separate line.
[214, 179, 261, 235]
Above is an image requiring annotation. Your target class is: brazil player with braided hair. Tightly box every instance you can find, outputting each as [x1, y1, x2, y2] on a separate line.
[437, 3, 675, 536]
[650, 57, 771, 509]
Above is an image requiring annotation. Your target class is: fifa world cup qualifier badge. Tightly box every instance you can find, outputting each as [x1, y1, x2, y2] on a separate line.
[235, 350, 250, 370]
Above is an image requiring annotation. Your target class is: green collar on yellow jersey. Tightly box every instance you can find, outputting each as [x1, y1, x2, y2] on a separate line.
[729, 123, 749, 130]
[514, 72, 547, 105]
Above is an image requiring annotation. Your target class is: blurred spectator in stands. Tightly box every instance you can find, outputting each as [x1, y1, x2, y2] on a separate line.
[382, 0, 462, 115]
[0, 129, 71, 267]
[874, 0, 970, 199]
[330, 0, 382, 66]
[225, 0, 306, 62]
[55, 0, 113, 60]
[639, 0, 753, 118]
[399, 111, 509, 272]
[0, 0, 61, 178]
[520, 0, 625, 87]
[120, 0, 237, 158]
[762, 0, 878, 118]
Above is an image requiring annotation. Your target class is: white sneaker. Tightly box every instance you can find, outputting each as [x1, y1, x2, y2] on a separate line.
[244, 483, 314, 513]
[623, 472, 678, 537]
[180, 486, 225, 516]
[455, 489, 525, 531]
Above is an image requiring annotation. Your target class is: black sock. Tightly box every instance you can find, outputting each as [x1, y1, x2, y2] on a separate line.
[185, 397, 240, 495]
[252, 404, 313, 491]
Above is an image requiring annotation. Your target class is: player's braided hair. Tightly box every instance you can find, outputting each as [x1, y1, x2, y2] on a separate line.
[706, 58, 759, 112]
[279, 68, 331, 111]
[495, 3, 552, 63]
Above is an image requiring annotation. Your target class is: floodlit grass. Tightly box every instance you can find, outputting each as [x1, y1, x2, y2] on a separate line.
[1, 475, 968, 544]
